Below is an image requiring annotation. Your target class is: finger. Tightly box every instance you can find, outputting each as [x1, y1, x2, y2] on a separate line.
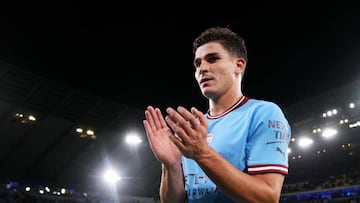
[145, 106, 164, 131]
[168, 132, 186, 150]
[154, 107, 168, 129]
[144, 111, 158, 145]
[191, 107, 207, 128]
[145, 107, 158, 134]
[143, 120, 152, 136]
[165, 113, 192, 144]
[143, 120, 156, 147]
[166, 107, 192, 131]
[177, 106, 200, 130]
[164, 114, 184, 135]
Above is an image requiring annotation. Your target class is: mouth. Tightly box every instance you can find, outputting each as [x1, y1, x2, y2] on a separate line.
[200, 78, 212, 84]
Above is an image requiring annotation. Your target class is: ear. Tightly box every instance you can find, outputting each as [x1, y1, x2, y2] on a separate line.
[235, 58, 246, 75]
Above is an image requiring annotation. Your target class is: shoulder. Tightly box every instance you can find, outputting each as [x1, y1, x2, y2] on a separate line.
[244, 98, 289, 122]
[245, 98, 283, 112]
[246, 98, 291, 131]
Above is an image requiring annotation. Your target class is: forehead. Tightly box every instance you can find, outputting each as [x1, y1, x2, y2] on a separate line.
[195, 42, 227, 59]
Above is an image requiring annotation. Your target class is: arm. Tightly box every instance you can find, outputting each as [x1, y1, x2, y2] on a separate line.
[143, 106, 186, 203]
[195, 146, 284, 203]
[165, 106, 288, 203]
[160, 163, 186, 203]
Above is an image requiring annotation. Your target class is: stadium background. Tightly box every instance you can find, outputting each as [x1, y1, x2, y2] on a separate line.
[0, 62, 359, 202]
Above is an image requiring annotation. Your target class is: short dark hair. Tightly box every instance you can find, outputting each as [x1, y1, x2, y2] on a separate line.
[192, 26, 248, 62]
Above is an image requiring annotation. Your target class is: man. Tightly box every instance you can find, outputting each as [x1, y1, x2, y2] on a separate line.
[143, 26, 291, 203]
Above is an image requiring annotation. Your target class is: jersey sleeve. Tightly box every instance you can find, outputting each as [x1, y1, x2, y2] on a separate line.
[246, 101, 291, 175]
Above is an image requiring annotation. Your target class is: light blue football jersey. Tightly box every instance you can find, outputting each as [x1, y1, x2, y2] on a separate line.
[181, 97, 291, 203]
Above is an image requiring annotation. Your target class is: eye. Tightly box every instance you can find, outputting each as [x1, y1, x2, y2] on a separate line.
[194, 53, 220, 68]
[207, 56, 218, 64]
[194, 59, 201, 68]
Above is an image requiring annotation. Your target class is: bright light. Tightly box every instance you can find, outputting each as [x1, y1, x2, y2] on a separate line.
[76, 128, 83, 133]
[86, 129, 94, 135]
[324, 109, 337, 117]
[340, 119, 348, 124]
[45, 186, 50, 192]
[349, 121, 360, 128]
[298, 137, 313, 148]
[28, 115, 36, 121]
[332, 109, 337, 115]
[326, 110, 332, 117]
[126, 133, 142, 145]
[322, 128, 337, 139]
[103, 169, 121, 183]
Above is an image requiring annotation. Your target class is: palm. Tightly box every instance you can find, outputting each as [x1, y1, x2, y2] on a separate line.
[149, 127, 181, 165]
[144, 107, 181, 166]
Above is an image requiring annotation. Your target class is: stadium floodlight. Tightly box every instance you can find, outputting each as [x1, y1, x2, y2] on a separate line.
[298, 137, 313, 148]
[103, 169, 121, 184]
[125, 133, 142, 145]
[321, 128, 338, 139]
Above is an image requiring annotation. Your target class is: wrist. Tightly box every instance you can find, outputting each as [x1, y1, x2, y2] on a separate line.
[194, 145, 215, 164]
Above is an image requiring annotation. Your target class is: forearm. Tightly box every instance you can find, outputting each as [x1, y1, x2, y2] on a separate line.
[160, 163, 186, 203]
[196, 147, 284, 203]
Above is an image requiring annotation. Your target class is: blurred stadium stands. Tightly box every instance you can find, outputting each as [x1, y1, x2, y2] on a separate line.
[0, 61, 359, 202]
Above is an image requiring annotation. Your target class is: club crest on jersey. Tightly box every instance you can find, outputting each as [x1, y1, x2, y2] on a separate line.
[207, 132, 214, 144]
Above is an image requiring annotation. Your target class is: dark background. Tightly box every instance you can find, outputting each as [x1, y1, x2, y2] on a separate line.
[1, 2, 359, 112]
[0, 2, 360, 200]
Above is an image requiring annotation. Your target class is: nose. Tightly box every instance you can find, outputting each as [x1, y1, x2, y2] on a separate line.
[198, 62, 209, 75]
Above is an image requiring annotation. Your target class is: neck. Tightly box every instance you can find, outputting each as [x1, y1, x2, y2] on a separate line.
[208, 93, 243, 117]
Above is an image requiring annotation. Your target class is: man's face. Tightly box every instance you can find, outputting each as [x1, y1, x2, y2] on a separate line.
[194, 42, 239, 99]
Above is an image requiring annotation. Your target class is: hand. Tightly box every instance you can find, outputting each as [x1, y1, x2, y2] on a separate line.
[165, 106, 209, 160]
[143, 106, 182, 167]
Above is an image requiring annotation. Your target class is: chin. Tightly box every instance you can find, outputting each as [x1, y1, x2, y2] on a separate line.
[202, 89, 217, 99]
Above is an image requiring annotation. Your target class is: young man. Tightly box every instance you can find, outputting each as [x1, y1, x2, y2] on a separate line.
[143, 26, 291, 203]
